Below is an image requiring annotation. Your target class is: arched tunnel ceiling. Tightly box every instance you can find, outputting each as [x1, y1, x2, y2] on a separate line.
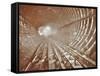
[19, 4, 97, 71]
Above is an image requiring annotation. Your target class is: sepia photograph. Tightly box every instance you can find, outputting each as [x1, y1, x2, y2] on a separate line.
[15, 3, 97, 72]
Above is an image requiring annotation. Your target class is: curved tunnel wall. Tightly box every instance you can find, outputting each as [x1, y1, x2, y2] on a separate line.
[19, 5, 97, 71]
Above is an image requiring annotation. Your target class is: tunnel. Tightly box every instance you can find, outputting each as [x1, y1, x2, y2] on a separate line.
[19, 4, 97, 71]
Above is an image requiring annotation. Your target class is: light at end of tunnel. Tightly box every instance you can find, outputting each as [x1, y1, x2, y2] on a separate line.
[38, 25, 57, 37]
